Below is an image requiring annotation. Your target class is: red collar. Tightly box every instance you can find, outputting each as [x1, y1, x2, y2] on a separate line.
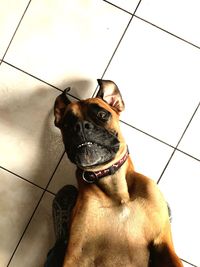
[78, 148, 129, 184]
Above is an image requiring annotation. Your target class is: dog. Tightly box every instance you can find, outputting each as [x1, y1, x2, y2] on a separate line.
[54, 79, 183, 267]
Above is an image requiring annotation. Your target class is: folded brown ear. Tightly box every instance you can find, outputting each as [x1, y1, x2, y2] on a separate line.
[97, 79, 125, 112]
[54, 88, 71, 128]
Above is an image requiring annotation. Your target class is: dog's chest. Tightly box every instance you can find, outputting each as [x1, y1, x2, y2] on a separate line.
[97, 202, 145, 236]
[66, 204, 149, 267]
[66, 200, 149, 267]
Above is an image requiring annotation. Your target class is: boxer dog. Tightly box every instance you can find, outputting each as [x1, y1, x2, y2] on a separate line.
[54, 79, 183, 267]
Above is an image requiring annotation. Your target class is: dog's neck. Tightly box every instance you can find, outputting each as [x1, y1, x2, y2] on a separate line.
[77, 152, 134, 204]
[97, 157, 131, 203]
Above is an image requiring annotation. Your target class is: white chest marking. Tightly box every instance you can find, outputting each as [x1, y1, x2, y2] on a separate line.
[119, 205, 130, 220]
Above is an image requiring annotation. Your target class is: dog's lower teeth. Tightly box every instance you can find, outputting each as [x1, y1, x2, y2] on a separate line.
[77, 142, 93, 149]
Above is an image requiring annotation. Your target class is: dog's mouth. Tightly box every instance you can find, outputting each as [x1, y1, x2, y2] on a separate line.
[72, 141, 119, 168]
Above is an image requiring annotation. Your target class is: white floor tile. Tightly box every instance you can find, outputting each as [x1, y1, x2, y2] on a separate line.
[107, 0, 140, 13]
[178, 105, 200, 160]
[4, 0, 131, 99]
[121, 122, 173, 181]
[9, 192, 55, 267]
[0, 0, 29, 59]
[158, 151, 200, 266]
[103, 17, 200, 146]
[48, 154, 77, 194]
[0, 63, 64, 187]
[0, 168, 42, 267]
[136, 0, 200, 47]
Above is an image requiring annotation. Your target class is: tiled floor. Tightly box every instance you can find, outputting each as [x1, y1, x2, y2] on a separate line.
[0, 0, 199, 266]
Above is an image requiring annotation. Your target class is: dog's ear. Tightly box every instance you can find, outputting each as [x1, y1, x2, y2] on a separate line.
[54, 88, 71, 128]
[96, 79, 125, 112]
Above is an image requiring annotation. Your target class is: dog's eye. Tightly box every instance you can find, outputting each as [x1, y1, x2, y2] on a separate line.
[97, 110, 109, 121]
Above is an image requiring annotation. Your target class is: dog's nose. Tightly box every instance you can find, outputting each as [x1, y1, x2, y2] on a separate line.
[74, 120, 93, 134]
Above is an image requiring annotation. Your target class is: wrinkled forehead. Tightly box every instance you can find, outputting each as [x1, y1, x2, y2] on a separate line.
[64, 97, 116, 118]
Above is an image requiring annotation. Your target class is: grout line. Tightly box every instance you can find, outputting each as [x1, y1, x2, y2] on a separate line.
[92, 0, 143, 98]
[43, 151, 66, 190]
[2, 60, 80, 100]
[156, 148, 176, 184]
[176, 148, 200, 162]
[2, 60, 62, 91]
[175, 102, 200, 148]
[181, 258, 199, 267]
[0, 166, 46, 191]
[120, 120, 175, 149]
[0, 0, 32, 66]
[121, 120, 200, 163]
[46, 189, 56, 196]
[0, 166, 58, 195]
[6, 151, 65, 267]
[157, 102, 200, 184]
[102, 0, 132, 15]
[134, 15, 200, 50]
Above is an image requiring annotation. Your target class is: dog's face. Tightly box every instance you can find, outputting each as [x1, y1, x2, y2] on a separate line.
[54, 79, 125, 169]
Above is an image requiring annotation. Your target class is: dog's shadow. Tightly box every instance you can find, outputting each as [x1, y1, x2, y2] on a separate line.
[0, 78, 93, 266]
[30, 79, 94, 264]
[65, 79, 95, 99]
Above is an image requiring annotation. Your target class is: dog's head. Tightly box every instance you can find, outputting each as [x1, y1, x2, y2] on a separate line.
[54, 79, 126, 170]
